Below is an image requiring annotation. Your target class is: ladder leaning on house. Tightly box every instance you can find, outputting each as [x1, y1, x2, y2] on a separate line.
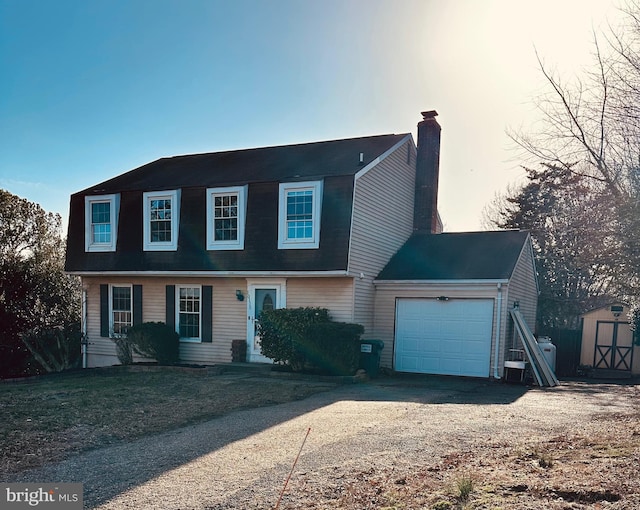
[510, 308, 559, 387]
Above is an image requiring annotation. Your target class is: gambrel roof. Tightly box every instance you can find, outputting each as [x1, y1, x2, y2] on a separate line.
[66, 133, 410, 274]
[80, 134, 409, 194]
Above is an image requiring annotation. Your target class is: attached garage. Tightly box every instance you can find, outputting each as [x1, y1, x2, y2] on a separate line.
[373, 230, 539, 380]
[395, 298, 494, 377]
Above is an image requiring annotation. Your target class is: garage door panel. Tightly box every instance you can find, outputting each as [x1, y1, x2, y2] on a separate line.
[419, 357, 441, 372]
[442, 340, 462, 355]
[440, 359, 463, 374]
[395, 298, 493, 377]
[398, 356, 419, 371]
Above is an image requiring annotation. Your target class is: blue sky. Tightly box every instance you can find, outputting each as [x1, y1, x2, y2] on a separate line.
[0, 0, 622, 232]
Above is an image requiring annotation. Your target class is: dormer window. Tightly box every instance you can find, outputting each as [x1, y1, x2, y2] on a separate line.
[278, 180, 323, 249]
[206, 185, 248, 250]
[85, 194, 119, 252]
[143, 190, 180, 251]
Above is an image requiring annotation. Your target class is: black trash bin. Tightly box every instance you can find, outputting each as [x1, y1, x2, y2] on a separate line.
[359, 339, 384, 377]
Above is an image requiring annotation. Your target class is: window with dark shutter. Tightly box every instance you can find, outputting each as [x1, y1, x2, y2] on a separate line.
[202, 285, 212, 343]
[100, 284, 109, 337]
[165, 285, 175, 330]
[133, 285, 143, 326]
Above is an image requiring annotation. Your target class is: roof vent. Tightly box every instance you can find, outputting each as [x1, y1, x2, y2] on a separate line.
[359, 152, 364, 165]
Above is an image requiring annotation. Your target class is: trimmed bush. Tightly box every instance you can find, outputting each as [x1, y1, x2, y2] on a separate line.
[304, 321, 363, 375]
[126, 322, 180, 365]
[258, 307, 363, 375]
[259, 307, 329, 370]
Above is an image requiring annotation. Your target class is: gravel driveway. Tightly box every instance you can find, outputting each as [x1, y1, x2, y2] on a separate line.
[6, 375, 638, 509]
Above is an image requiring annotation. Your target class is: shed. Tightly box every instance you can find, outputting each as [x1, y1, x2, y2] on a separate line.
[580, 303, 639, 377]
[373, 230, 538, 380]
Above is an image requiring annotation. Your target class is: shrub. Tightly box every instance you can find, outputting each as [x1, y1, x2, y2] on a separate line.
[304, 321, 363, 375]
[20, 323, 82, 373]
[114, 337, 134, 365]
[259, 307, 330, 370]
[126, 322, 180, 365]
[258, 307, 363, 375]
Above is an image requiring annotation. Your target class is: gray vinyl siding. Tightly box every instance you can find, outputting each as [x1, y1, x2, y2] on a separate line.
[501, 239, 538, 372]
[504, 240, 538, 326]
[349, 139, 416, 334]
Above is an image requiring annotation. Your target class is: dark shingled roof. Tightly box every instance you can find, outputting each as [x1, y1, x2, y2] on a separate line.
[66, 133, 413, 273]
[79, 133, 409, 194]
[377, 230, 530, 281]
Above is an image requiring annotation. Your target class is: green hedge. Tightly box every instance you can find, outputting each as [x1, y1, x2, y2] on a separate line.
[125, 322, 180, 365]
[258, 307, 363, 375]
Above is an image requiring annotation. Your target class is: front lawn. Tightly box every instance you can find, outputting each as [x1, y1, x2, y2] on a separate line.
[0, 367, 335, 476]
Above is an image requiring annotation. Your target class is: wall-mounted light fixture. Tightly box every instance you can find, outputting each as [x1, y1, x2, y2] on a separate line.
[611, 304, 624, 318]
[436, 296, 449, 301]
[236, 290, 244, 301]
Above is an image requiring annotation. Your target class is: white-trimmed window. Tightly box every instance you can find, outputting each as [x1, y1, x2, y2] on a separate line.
[85, 194, 119, 252]
[143, 190, 180, 251]
[206, 185, 247, 250]
[176, 285, 201, 341]
[278, 180, 323, 249]
[110, 284, 132, 337]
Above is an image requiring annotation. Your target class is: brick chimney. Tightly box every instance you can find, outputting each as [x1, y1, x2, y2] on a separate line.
[414, 110, 441, 233]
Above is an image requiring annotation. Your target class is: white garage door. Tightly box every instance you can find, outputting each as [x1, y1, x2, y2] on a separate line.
[395, 298, 494, 377]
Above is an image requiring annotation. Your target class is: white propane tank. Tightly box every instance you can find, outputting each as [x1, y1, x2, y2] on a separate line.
[537, 336, 557, 372]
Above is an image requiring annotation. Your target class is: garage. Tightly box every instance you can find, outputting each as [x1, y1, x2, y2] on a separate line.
[395, 298, 494, 377]
[374, 231, 539, 380]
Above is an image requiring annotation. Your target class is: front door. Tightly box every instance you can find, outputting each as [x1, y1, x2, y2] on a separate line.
[247, 281, 286, 363]
[594, 321, 634, 371]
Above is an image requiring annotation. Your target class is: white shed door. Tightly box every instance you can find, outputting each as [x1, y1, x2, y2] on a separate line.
[395, 299, 494, 377]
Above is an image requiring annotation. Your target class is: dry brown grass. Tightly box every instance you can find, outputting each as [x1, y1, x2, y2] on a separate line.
[282, 384, 640, 510]
[0, 367, 335, 476]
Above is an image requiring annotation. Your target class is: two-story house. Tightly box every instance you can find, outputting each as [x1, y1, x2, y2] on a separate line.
[65, 111, 538, 379]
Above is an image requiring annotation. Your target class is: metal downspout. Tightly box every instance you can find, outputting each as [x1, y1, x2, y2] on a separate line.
[494, 283, 502, 379]
[81, 289, 87, 369]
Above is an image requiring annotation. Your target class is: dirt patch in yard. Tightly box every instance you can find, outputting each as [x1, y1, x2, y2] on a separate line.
[279, 380, 640, 510]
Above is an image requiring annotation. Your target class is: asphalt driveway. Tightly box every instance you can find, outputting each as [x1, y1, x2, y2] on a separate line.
[5, 375, 637, 509]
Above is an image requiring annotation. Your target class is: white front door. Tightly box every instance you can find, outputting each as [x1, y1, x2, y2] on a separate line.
[246, 280, 286, 363]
